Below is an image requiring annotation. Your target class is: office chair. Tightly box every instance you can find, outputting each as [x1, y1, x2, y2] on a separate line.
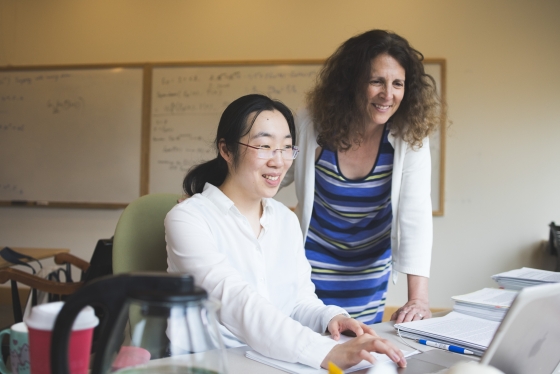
[112, 193, 180, 274]
[112, 193, 180, 358]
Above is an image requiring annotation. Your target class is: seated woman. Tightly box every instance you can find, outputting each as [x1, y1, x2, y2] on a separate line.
[165, 94, 407, 370]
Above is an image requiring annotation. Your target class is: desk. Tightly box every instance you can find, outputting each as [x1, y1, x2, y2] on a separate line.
[220, 320, 477, 374]
[116, 319, 477, 374]
[0, 247, 70, 269]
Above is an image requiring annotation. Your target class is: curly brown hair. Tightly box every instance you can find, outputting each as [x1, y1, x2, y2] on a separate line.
[307, 29, 442, 150]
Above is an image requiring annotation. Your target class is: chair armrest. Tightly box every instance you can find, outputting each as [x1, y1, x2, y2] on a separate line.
[0, 268, 83, 295]
[54, 253, 90, 272]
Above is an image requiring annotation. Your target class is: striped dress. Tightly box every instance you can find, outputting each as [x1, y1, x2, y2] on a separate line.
[304, 124, 394, 324]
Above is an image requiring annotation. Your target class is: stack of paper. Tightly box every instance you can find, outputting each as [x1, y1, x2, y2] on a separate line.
[491, 267, 560, 290]
[451, 288, 517, 322]
[394, 311, 500, 357]
[245, 335, 419, 374]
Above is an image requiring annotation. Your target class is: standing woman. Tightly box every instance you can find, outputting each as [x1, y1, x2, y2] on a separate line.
[282, 30, 442, 324]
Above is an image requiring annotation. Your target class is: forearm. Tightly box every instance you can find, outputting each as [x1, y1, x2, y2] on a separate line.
[407, 273, 429, 302]
[391, 274, 431, 322]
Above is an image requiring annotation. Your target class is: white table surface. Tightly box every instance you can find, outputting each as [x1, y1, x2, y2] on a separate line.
[222, 320, 468, 374]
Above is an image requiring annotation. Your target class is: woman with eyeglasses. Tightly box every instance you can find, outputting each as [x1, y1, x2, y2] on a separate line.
[165, 94, 406, 370]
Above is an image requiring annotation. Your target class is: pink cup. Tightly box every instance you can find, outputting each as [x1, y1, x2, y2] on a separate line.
[24, 301, 98, 374]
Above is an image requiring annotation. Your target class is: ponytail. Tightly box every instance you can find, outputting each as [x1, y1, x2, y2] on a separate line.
[183, 155, 228, 196]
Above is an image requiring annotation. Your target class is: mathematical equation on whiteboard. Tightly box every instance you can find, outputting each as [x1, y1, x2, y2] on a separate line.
[0, 72, 86, 115]
[0, 72, 72, 86]
[1, 183, 24, 196]
[152, 69, 317, 116]
[150, 66, 320, 183]
[152, 118, 214, 174]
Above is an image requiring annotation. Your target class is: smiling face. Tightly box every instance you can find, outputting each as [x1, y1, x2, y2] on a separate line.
[365, 53, 406, 127]
[223, 109, 293, 203]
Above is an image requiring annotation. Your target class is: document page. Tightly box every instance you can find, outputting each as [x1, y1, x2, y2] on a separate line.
[493, 267, 560, 282]
[451, 288, 517, 307]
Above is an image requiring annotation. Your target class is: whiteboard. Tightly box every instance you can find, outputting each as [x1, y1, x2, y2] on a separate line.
[0, 67, 143, 207]
[149, 61, 445, 214]
[149, 63, 321, 205]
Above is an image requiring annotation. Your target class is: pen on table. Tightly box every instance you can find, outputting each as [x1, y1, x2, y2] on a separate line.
[416, 339, 474, 355]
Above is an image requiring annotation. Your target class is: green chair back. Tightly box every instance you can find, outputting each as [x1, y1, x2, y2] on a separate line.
[113, 193, 180, 274]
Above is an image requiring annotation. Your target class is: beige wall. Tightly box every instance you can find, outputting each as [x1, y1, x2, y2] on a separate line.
[1, 0, 559, 308]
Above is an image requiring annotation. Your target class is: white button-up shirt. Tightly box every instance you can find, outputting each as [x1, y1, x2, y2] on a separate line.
[165, 183, 347, 368]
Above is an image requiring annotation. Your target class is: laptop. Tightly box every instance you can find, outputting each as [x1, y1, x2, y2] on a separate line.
[391, 282, 560, 374]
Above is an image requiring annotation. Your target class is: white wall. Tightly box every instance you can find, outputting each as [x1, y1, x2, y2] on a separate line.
[1, 0, 559, 308]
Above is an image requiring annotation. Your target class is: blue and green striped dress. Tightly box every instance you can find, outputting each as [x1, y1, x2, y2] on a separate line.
[305, 124, 393, 324]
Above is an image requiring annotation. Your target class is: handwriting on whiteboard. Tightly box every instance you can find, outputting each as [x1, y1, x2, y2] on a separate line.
[1, 183, 24, 195]
[46, 96, 85, 114]
[1, 123, 25, 131]
[0, 73, 72, 87]
[149, 65, 321, 193]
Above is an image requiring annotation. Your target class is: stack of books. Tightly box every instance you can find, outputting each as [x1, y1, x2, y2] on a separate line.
[491, 267, 560, 290]
[451, 288, 517, 322]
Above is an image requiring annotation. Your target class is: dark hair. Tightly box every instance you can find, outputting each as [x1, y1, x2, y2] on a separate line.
[183, 94, 296, 196]
[307, 29, 442, 150]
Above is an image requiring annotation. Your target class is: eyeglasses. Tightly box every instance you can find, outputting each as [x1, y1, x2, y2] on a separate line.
[238, 142, 299, 160]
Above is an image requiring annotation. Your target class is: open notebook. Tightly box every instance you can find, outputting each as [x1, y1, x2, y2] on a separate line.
[245, 335, 419, 374]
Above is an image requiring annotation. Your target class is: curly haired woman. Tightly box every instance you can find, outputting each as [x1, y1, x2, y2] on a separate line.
[282, 29, 443, 325]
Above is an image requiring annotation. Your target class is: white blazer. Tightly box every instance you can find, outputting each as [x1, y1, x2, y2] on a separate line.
[282, 109, 433, 283]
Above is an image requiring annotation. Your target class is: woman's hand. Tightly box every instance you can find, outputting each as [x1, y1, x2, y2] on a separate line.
[390, 274, 431, 323]
[327, 314, 376, 340]
[321, 333, 407, 370]
[390, 298, 431, 323]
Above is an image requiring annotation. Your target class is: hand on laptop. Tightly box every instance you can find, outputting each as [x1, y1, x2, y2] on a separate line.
[321, 333, 407, 370]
